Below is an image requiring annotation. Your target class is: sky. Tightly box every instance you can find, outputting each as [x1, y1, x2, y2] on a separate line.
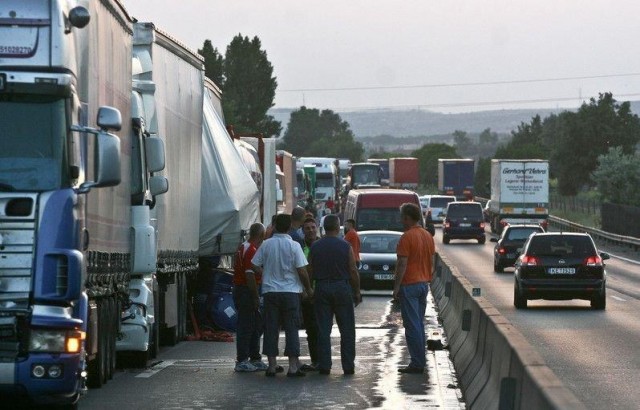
[123, 0, 640, 113]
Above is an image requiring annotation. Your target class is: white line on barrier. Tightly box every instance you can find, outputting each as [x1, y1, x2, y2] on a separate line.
[607, 252, 640, 266]
[135, 360, 176, 378]
[611, 295, 627, 302]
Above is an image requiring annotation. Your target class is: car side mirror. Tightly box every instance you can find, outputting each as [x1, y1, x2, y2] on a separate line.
[490, 238, 498, 243]
[600, 252, 610, 261]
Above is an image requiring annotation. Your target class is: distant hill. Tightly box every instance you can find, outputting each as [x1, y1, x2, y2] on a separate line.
[271, 100, 640, 139]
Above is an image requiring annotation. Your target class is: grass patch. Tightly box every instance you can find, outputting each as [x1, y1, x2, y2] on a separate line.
[550, 208, 601, 229]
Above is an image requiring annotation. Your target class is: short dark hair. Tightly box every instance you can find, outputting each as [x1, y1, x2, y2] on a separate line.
[323, 214, 341, 232]
[275, 214, 292, 233]
[249, 222, 265, 238]
[400, 203, 421, 222]
[346, 219, 356, 226]
[303, 218, 317, 225]
[292, 206, 306, 223]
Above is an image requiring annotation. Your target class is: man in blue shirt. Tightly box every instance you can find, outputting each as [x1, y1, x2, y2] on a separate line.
[308, 214, 362, 375]
[288, 206, 306, 248]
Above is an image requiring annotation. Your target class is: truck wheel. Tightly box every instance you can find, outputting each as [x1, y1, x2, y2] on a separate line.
[490, 217, 497, 234]
[106, 297, 114, 380]
[130, 349, 150, 369]
[150, 321, 159, 359]
[87, 301, 106, 388]
[591, 289, 606, 310]
[514, 282, 527, 309]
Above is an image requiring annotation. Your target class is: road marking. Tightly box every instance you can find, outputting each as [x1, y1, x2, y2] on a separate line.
[607, 252, 640, 265]
[611, 295, 627, 302]
[135, 360, 176, 378]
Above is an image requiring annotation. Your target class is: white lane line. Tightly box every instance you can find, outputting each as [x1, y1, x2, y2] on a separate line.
[607, 252, 640, 265]
[611, 295, 627, 302]
[135, 360, 176, 378]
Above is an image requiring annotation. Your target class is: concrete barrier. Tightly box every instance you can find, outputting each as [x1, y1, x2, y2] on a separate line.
[432, 253, 585, 410]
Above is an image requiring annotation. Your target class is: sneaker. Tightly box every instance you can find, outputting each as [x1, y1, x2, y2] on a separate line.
[300, 363, 319, 372]
[235, 360, 258, 372]
[250, 360, 269, 371]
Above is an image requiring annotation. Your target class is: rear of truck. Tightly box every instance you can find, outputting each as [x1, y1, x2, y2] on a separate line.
[438, 159, 475, 200]
[388, 158, 419, 189]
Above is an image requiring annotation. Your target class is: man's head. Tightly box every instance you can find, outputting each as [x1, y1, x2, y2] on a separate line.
[400, 203, 422, 230]
[303, 218, 317, 242]
[344, 219, 356, 233]
[275, 214, 292, 233]
[249, 223, 265, 243]
[291, 206, 306, 228]
[322, 214, 341, 236]
[324, 208, 332, 216]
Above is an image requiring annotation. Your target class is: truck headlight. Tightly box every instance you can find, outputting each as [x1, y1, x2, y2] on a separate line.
[30, 330, 66, 352]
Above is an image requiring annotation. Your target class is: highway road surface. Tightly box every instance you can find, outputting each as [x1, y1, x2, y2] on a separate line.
[436, 226, 640, 410]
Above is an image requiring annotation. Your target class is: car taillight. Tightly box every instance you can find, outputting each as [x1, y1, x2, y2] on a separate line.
[540, 220, 548, 231]
[444, 221, 450, 228]
[480, 222, 485, 229]
[498, 247, 506, 255]
[521, 255, 539, 266]
[584, 256, 603, 267]
[500, 220, 508, 226]
[427, 209, 432, 217]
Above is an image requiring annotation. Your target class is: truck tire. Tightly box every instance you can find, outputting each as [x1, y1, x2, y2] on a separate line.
[87, 300, 107, 388]
[150, 321, 159, 359]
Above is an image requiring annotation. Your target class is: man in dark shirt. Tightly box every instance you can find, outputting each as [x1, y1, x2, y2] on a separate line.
[308, 215, 362, 375]
[288, 207, 306, 248]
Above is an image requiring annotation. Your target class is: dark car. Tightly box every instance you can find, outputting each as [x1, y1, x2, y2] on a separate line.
[513, 232, 609, 310]
[357, 230, 402, 290]
[491, 224, 545, 272]
[442, 202, 486, 244]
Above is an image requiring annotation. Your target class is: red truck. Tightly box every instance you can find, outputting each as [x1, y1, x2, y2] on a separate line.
[389, 157, 419, 189]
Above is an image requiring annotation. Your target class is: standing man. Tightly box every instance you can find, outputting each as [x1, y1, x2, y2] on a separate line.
[232, 223, 266, 372]
[319, 208, 332, 237]
[309, 214, 362, 375]
[393, 203, 436, 374]
[300, 218, 320, 371]
[252, 214, 314, 377]
[343, 219, 361, 264]
[288, 206, 306, 248]
[325, 196, 335, 212]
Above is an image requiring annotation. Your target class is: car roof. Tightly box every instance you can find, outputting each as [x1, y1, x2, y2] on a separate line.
[529, 232, 592, 238]
[358, 230, 403, 236]
[447, 201, 481, 206]
[506, 224, 544, 230]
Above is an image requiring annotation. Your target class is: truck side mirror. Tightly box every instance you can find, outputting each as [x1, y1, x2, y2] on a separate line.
[294, 187, 299, 197]
[79, 131, 121, 193]
[149, 175, 169, 196]
[276, 189, 284, 202]
[69, 6, 91, 29]
[145, 136, 166, 172]
[97, 106, 122, 131]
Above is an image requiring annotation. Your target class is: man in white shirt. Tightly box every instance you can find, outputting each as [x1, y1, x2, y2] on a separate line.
[252, 214, 314, 377]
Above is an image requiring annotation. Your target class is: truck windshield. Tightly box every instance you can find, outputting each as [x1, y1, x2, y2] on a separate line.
[0, 94, 67, 191]
[357, 208, 403, 232]
[316, 174, 334, 188]
[352, 166, 380, 185]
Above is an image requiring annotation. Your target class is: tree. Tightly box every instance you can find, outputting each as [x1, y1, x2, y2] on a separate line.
[280, 106, 364, 161]
[411, 143, 459, 187]
[223, 35, 281, 137]
[453, 130, 472, 156]
[198, 40, 224, 86]
[593, 147, 640, 206]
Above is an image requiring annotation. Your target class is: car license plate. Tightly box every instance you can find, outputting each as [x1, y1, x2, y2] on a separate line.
[460, 223, 471, 227]
[374, 274, 394, 281]
[547, 267, 576, 275]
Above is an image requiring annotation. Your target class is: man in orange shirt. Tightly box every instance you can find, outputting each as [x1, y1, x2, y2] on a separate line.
[343, 219, 361, 262]
[394, 203, 436, 374]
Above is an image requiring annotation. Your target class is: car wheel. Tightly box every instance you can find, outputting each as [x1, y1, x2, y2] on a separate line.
[494, 260, 504, 273]
[590, 289, 606, 310]
[478, 237, 486, 245]
[513, 281, 527, 309]
[443, 235, 450, 245]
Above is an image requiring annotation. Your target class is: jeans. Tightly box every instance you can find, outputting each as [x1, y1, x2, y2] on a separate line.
[232, 285, 262, 362]
[262, 292, 301, 357]
[400, 282, 428, 369]
[314, 280, 356, 372]
[301, 298, 319, 364]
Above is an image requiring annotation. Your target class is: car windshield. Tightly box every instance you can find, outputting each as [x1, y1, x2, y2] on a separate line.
[0, 94, 67, 191]
[527, 236, 596, 258]
[430, 197, 455, 208]
[506, 228, 541, 241]
[360, 233, 401, 254]
[446, 204, 482, 219]
[357, 208, 403, 231]
[316, 174, 334, 187]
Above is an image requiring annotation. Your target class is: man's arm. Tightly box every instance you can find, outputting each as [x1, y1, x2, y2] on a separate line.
[296, 266, 313, 298]
[393, 256, 408, 300]
[348, 248, 362, 306]
[251, 264, 263, 277]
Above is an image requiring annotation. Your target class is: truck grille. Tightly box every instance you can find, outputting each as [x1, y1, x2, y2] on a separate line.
[0, 195, 36, 310]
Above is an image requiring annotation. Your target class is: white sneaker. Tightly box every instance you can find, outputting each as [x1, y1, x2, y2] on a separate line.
[234, 360, 257, 372]
[250, 360, 269, 371]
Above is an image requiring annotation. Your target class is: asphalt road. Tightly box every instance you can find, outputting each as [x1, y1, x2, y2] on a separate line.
[80, 293, 465, 409]
[435, 226, 640, 410]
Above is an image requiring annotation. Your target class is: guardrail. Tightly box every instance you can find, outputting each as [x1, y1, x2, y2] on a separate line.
[474, 196, 640, 251]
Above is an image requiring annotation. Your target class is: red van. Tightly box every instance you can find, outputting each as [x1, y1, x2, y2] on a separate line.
[344, 189, 423, 232]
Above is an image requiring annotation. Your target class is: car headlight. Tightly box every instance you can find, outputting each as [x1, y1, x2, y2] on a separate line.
[30, 330, 66, 352]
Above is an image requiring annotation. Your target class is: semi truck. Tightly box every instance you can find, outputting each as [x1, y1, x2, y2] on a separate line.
[367, 158, 390, 186]
[487, 159, 550, 235]
[347, 163, 382, 190]
[299, 157, 339, 208]
[388, 157, 419, 189]
[438, 159, 475, 200]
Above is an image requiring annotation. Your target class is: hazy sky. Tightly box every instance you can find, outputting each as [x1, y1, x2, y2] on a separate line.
[123, 1, 640, 113]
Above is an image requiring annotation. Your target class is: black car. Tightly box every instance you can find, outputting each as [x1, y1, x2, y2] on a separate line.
[442, 202, 486, 244]
[513, 232, 609, 310]
[491, 224, 545, 272]
[357, 230, 401, 290]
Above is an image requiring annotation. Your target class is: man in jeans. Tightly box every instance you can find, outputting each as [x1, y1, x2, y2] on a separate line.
[300, 218, 319, 371]
[309, 214, 362, 375]
[252, 214, 314, 377]
[232, 223, 266, 372]
[394, 203, 436, 374]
